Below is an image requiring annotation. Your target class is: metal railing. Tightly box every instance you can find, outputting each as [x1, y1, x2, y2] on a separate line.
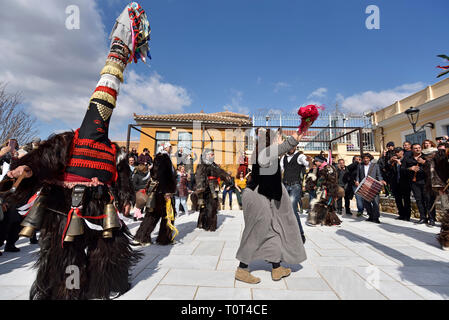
[250, 112, 376, 152]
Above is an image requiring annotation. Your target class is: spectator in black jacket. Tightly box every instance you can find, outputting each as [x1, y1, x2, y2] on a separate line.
[336, 159, 350, 215]
[389, 147, 411, 221]
[345, 155, 364, 216]
[378, 142, 395, 196]
[403, 143, 435, 225]
[403, 141, 412, 159]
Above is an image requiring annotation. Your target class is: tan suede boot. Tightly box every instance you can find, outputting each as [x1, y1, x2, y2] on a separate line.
[271, 266, 291, 281]
[235, 268, 261, 284]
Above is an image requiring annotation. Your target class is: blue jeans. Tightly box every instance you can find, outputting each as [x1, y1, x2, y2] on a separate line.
[353, 185, 365, 213]
[285, 183, 304, 236]
[222, 188, 233, 206]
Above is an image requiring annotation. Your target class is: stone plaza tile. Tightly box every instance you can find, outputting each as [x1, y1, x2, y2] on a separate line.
[147, 284, 197, 300]
[220, 247, 238, 260]
[216, 259, 239, 271]
[307, 240, 348, 250]
[0, 286, 30, 300]
[317, 266, 387, 300]
[195, 287, 252, 300]
[2, 209, 449, 300]
[375, 281, 424, 300]
[170, 240, 201, 255]
[234, 270, 287, 290]
[313, 248, 359, 257]
[252, 288, 339, 300]
[379, 266, 449, 286]
[351, 266, 396, 282]
[406, 285, 449, 300]
[310, 256, 371, 267]
[130, 254, 160, 280]
[285, 277, 332, 291]
[287, 264, 321, 278]
[223, 240, 241, 249]
[0, 265, 36, 287]
[348, 247, 400, 266]
[146, 255, 220, 271]
[118, 268, 170, 300]
[192, 241, 225, 256]
[160, 269, 235, 287]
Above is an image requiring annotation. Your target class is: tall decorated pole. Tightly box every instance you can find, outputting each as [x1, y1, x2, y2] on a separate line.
[64, 2, 151, 184]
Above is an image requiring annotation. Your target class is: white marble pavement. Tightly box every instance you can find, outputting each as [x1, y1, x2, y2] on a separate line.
[1, 209, 449, 300]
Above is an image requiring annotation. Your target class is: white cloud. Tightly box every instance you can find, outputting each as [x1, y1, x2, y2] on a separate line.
[118, 71, 192, 118]
[0, 0, 191, 135]
[273, 81, 291, 93]
[338, 82, 426, 113]
[223, 89, 250, 115]
[308, 87, 328, 99]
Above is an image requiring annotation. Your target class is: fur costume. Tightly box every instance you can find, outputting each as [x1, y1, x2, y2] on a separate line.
[306, 164, 342, 226]
[2, 3, 152, 299]
[3, 133, 139, 300]
[432, 149, 449, 249]
[195, 151, 230, 231]
[133, 151, 177, 245]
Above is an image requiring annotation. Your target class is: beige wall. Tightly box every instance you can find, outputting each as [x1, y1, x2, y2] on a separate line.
[373, 78, 449, 150]
[138, 125, 248, 176]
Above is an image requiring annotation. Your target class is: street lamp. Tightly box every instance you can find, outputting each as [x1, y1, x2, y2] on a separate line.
[404, 106, 434, 133]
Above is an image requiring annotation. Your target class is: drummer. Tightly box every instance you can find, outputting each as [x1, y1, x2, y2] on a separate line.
[354, 153, 386, 224]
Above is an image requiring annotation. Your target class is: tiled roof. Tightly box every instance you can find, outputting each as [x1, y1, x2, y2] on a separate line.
[134, 111, 252, 125]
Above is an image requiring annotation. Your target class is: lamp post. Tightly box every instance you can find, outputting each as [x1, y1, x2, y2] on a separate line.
[404, 107, 434, 133]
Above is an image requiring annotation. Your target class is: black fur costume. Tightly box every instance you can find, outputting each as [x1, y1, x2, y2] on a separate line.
[133, 152, 177, 245]
[195, 159, 230, 231]
[0, 3, 153, 299]
[432, 149, 449, 249]
[3, 132, 140, 300]
[306, 164, 342, 226]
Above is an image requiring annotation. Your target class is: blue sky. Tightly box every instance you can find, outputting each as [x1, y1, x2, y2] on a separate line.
[118, 0, 449, 112]
[1, 0, 448, 141]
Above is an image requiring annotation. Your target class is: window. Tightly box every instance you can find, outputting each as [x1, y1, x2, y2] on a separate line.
[405, 131, 426, 145]
[177, 132, 192, 154]
[155, 131, 170, 153]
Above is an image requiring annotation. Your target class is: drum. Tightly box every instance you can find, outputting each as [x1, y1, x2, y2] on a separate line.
[355, 176, 383, 202]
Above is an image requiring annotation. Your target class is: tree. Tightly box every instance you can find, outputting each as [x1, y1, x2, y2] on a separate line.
[0, 82, 38, 146]
[436, 54, 449, 78]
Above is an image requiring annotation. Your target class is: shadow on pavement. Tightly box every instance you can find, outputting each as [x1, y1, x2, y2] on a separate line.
[125, 212, 235, 296]
[336, 228, 449, 299]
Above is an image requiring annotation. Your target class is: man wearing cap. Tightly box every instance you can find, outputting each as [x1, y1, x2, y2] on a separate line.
[355, 153, 386, 223]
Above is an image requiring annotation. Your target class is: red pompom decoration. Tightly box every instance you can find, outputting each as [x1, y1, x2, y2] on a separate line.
[297, 104, 323, 134]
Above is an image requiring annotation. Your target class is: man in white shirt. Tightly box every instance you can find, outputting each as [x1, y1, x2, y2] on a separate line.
[280, 147, 309, 243]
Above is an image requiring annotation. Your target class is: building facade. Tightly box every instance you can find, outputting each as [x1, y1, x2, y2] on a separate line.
[372, 78, 449, 149]
[133, 111, 252, 174]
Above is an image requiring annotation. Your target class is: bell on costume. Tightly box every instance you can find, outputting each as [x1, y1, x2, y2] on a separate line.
[64, 212, 85, 242]
[145, 192, 156, 212]
[19, 195, 47, 238]
[102, 203, 120, 238]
